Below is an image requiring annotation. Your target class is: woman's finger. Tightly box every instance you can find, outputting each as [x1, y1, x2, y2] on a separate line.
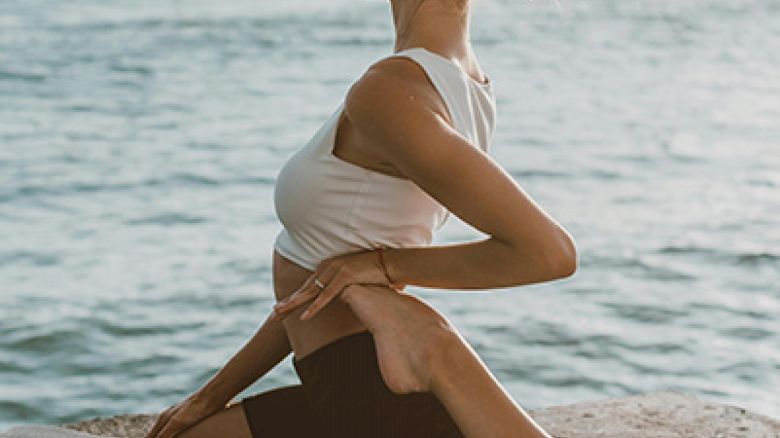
[271, 291, 317, 321]
[275, 270, 321, 310]
[273, 265, 333, 314]
[145, 420, 164, 438]
[299, 277, 350, 320]
[145, 408, 174, 438]
[278, 287, 315, 308]
[152, 413, 186, 438]
[273, 287, 317, 314]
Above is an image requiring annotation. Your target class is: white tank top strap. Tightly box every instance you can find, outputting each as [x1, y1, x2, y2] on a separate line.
[383, 47, 496, 153]
[384, 48, 461, 131]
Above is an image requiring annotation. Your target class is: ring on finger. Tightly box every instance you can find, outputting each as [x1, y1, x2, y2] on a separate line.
[314, 278, 326, 289]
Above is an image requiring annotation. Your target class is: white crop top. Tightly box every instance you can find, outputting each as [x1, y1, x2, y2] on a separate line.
[273, 47, 497, 271]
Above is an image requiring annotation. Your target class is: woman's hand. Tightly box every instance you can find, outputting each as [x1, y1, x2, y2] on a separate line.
[271, 247, 397, 322]
[144, 393, 221, 438]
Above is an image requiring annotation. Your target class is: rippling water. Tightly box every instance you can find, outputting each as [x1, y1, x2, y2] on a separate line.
[1, 0, 779, 429]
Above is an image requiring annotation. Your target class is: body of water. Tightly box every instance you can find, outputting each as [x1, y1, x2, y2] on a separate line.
[1, 0, 778, 428]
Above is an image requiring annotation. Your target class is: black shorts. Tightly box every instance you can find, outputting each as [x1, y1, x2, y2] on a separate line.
[240, 330, 464, 438]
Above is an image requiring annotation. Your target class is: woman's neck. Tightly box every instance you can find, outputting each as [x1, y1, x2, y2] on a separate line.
[389, 0, 471, 58]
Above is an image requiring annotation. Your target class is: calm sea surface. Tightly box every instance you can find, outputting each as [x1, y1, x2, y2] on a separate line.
[1, 0, 778, 428]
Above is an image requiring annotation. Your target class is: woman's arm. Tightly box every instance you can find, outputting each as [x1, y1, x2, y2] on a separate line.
[383, 236, 573, 291]
[272, 60, 578, 321]
[146, 312, 291, 438]
[343, 60, 577, 290]
[196, 312, 292, 409]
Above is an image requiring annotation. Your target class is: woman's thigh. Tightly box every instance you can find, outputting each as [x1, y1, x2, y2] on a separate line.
[177, 385, 318, 438]
[239, 385, 321, 437]
[175, 402, 251, 438]
[294, 331, 464, 438]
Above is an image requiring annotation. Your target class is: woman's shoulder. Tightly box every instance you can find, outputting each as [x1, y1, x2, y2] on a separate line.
[361, 56, 437, 95]
[345, 56, 453, 127]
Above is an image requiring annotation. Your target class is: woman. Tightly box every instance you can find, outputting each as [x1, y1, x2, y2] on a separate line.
[145, 0, 576, 437]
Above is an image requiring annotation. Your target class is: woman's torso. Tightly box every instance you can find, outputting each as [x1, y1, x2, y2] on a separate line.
[272, 47, 496, 361]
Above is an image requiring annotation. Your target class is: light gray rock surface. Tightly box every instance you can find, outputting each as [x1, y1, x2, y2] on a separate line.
[527, 390, 779, 438]
[2, 390, 778, 437]
[0, 425, 101, 438]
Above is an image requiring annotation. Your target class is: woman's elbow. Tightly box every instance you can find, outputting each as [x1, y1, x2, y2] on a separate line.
[554, 245, 578, 278]
[542, 231, 578, 279]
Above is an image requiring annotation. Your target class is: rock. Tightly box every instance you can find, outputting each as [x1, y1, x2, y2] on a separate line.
[525, 390, 780, 438]
[2, 390, 778, 437]
[0, 425, 101, 438]
[64, 414, 156, 438]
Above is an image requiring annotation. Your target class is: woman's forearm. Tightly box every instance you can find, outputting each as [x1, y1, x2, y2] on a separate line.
[384, 235, 576, 291]
[431, 330, 552, 438]
[195, 311, 292, 409]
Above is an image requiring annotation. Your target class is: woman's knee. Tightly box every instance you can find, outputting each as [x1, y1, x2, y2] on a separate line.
[176, 402, 253, 438]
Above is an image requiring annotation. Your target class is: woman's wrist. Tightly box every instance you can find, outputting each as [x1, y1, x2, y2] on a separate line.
[187, 388, 226, 413]
[382, 247, 406, 289]
[374, 247, 394, 287]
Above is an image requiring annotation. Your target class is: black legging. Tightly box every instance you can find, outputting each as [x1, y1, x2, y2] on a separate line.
[240, 330, 464, 438]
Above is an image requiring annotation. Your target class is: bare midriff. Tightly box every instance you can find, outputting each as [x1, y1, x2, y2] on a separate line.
[273, 249, 370, 362]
